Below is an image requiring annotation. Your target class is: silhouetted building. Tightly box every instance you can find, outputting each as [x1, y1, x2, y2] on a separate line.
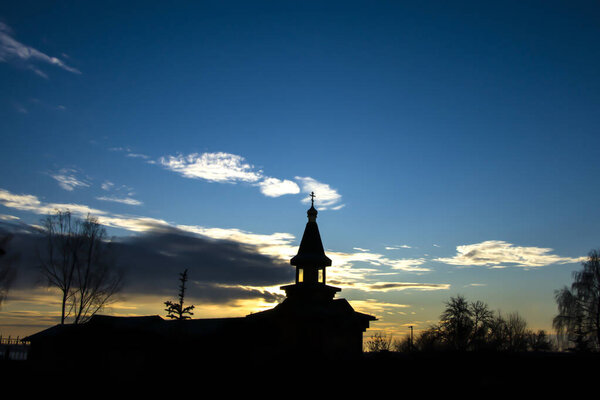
[24, 202, 375, 365]
[245, 201, 376, 358]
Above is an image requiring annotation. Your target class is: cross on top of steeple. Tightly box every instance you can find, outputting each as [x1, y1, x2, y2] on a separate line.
[310, 191, 316, 207]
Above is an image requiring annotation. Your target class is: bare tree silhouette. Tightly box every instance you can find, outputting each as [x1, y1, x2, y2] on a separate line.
[72, 215, 123, 324]
[39, 211, 123, 324]
[366, 331, 393, 352]
[0, 233, 18, 307]
[164, 268, 195, 320]
[440, 295, 473, 351]
[553, 249, 600, 351]
[504, 312, 528, 352]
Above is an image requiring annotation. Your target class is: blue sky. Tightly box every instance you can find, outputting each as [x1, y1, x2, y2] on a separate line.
[1, 1, 599, 337]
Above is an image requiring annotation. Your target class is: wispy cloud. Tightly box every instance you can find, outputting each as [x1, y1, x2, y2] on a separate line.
[352, 282, 451, 292]
[96, 196, 143, 206]
[49, 168, 90, 191]
[98, 180, 141, 205]
[353, 247, 370, 252]
[328, 249, 429, 273]
[101, 181, 114, 191]
[295, 176, 343, 210]
[257, 178, 300, 197]
[435, 240, 585, 269]
[159, 152, 263, 183]
[126, 153, 150, 160]
[386, 245, 412, 250]
[351, 299, 411, 319]
[0, 22, 81, 77]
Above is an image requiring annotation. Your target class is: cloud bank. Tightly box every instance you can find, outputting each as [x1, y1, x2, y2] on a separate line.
[0, 188, 445, 296]
[0, 221, 290, 305]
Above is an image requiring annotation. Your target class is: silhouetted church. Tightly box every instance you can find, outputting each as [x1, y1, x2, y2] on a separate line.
[25, 199, 375, 365]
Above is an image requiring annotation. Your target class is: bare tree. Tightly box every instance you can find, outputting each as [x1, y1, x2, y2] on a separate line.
[0, 234, 18, 307]
[39, 211, 123, 324]
[40, 211, 80, 324]
[164, 269, 195, 320]
[504, 312, 528, 352]
[553, 249, 600, 351]
[440, 295, 473, 351]
[72, 215, 123, 324]
[365, 331, 393, 352]
[486, 311, 508, 351]
[469, 300, 494, 350]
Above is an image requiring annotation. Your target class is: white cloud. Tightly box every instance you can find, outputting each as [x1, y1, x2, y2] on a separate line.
[435, 240, 585, 269]
[136, 151, 343, 207]
[386, 245, 412, 250]
[257, 178, 300, 197]
[49, 169, 90, 191]
[294, 176, 343, 210]
[126, 153, 150, 160]
[96, 196, 143, 206]
[159, 152, 263, 183]
[101, 181, 114, 191]
[0, 22, 81, 77]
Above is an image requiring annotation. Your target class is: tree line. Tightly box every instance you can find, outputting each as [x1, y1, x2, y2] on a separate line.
[367, 296, 554, 353]
[367, 249, 600, 353]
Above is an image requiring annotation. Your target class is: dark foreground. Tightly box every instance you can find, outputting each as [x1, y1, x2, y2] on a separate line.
[2, 351, 596, 395]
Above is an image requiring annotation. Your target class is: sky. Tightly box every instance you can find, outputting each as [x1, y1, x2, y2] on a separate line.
[1, 1, 599, 339]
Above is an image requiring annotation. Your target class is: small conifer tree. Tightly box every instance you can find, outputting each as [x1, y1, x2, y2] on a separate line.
[164, 269, 195, 320]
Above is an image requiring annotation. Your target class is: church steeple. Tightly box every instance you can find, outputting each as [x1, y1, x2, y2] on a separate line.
[282, 193, 340, 301]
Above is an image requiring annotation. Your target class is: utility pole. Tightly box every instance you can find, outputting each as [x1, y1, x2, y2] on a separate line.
[409, 325, 414, 350]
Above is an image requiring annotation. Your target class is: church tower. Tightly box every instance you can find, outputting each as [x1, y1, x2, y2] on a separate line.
[280, 192, 342, 302]
[246, 192, 376, 359]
